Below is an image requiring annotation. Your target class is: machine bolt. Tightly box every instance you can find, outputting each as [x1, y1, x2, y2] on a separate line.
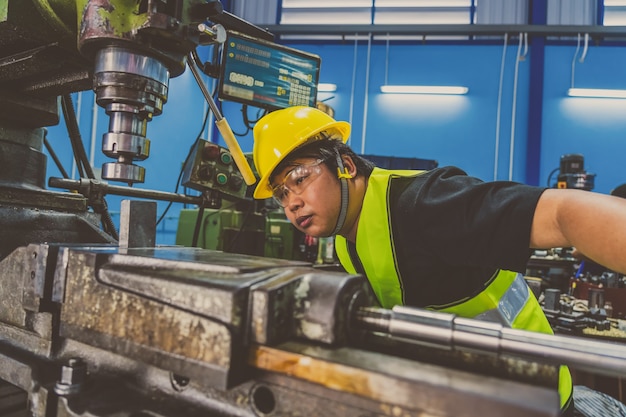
[54, 358, 87, 396]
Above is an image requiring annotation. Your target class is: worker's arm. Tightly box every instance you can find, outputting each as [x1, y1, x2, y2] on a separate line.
[530, 188, 626, 274]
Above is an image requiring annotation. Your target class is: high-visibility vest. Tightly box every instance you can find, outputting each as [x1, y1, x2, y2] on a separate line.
[335, 167, 573, 411]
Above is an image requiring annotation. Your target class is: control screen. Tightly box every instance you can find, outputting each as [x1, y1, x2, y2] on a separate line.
[218, 31, 321, 110]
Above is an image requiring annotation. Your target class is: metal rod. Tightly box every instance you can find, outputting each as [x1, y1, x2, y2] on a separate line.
[265, 24, 626, 38]
[187, 54, 222, 121]
[355, 306, 626, 378]
[48, 177, 203, 205]
[187, 54, 257, 186]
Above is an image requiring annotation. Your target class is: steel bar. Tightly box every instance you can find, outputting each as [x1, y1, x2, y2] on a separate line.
[355, 306, 626, 378]
[48, 177, 203, 205]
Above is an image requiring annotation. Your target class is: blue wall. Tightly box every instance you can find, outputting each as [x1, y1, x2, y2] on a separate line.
[542, 44, 626, 194]
[45, 39, 626, 245]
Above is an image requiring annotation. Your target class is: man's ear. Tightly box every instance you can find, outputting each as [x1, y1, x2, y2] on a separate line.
[341, 155, 357, 178]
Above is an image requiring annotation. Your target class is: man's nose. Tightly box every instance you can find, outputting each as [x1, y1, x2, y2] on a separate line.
[286, 193, 303, 211]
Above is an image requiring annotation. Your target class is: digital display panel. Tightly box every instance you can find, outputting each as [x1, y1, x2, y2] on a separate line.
[218, 31, 321, 110]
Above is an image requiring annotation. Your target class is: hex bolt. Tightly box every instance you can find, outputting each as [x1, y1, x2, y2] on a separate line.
[54, 358, 87, 396]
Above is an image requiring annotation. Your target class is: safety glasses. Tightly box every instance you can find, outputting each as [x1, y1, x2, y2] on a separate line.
[271, 159, 325, 207]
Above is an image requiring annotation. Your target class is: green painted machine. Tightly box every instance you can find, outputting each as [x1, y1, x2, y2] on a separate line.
[176, 206, 303, 260]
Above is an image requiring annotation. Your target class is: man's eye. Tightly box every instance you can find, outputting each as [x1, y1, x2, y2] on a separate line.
[277, 187, 289, 199]
[294, 174, 308, 185]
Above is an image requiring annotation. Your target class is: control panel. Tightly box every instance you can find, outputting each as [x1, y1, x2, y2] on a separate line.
[181, 139, 250, 199]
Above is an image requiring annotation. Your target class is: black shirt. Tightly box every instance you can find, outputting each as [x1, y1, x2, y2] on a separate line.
[388, 166, 546, 307]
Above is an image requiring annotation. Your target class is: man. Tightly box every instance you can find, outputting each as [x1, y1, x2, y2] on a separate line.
[251, 105, 626, 415]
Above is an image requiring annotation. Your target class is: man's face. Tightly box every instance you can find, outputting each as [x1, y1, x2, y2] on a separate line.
[270, 157, 341, 237]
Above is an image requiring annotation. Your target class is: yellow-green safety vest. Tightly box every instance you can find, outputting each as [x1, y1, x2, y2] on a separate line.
[335, 168, 573, 411]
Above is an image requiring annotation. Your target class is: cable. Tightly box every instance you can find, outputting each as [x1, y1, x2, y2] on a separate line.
[348, 34, 358, 147]
[580, 33, 589, 63]
[156, 103, 213, 227]
[232, 105, 269, 136]
[61, 97, 85, 179]
[61, 94, 95, 180]
[546, 167, 559, 187]
[61, 94, 118, 240]
[191, 201, 206, 248]
[156, 139, 207, 227]
[43, 131, 70, 179]
[197, 105, 212, 140]
[191, 48, 204, 70]
[230, 105, 251, 137]
[508, 32, 525, 181]
[384, 33, 390, 85]
[571, 34, 581, 89]
[360, 33, 373, 155]
[494, 33, 508, 181]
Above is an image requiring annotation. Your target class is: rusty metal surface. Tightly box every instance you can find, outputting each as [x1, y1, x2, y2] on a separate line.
[250, 342, 560, 417]
[0, 244, 52, 326]
[57, 246, 312, 389]
[61, 249, 235, 389]
[0, 244, 56, 358]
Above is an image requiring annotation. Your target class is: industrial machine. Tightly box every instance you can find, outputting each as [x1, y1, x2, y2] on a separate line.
[3, 2, 626, 417]
[548, 153, 596, 191]
[534, 153, 626, 329]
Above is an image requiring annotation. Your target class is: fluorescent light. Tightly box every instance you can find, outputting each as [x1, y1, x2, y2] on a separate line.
[317, 83, 337, 92]
[567, 88, 626, 99]
[380, 85, 468, 95]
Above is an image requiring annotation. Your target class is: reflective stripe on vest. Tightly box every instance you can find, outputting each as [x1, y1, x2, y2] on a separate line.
[335, 167, 573, 410]
[475, 274, 528, 325]
[435, 270, 543, 329]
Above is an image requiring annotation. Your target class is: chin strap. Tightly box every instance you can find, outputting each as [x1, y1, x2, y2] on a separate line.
[331, 152, 352, 236]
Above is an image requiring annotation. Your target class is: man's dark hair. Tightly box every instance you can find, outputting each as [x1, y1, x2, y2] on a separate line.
[270, 134, 375, 185]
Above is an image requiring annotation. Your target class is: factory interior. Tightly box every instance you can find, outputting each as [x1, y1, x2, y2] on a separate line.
[2, 0, 626, 416]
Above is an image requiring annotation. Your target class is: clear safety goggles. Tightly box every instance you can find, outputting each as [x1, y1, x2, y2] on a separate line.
[271, 159, 325, 207]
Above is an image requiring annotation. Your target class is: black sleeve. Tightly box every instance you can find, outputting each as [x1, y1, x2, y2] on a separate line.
[393, 166, 546, 273]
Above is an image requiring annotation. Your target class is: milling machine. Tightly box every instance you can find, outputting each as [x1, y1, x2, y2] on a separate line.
[3, 2, 626, 417]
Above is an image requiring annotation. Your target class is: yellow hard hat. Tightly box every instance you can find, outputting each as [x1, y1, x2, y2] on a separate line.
[252, 106, 351, 199]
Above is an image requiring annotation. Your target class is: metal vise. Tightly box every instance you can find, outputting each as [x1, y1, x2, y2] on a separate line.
[0, 240, 565, 417]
